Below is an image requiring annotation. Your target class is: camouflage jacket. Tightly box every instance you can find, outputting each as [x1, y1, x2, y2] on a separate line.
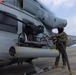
[50, 32, 67, 50]
[56, 32, 67, 49]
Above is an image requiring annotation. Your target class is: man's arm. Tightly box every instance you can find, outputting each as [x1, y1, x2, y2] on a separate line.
[58, 32, 67, 42]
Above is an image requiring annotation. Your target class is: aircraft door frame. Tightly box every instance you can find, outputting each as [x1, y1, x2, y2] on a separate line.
[0, 10, 18, 34]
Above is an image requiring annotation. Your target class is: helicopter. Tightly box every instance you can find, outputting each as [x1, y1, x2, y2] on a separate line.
[0, 0, 76, 75]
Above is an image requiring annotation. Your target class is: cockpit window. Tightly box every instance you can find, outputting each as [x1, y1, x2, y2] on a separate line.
[0, 11, 18, 33]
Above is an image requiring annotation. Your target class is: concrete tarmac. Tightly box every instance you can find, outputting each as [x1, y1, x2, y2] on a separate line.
[0, 47, 76, 75]
[39, 47, 76, 75]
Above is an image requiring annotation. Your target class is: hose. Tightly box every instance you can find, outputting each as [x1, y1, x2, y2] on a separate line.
[61, 43, 74, 75]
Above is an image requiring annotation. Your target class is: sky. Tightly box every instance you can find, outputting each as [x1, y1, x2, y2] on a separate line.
[38, 0, 76, 36]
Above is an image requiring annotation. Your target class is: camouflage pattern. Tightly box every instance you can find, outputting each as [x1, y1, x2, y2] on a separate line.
[56, 32, 67, 50]
[51, 32, 68, 66]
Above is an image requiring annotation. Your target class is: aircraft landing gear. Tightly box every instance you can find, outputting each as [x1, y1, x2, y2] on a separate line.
[22, 61, 51, 75]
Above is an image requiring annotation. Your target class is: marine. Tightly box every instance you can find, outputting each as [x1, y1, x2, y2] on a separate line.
[51, 26, 68, 69]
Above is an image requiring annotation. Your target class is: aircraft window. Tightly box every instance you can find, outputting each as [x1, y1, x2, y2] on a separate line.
[17, 0, 23, 8]
[54, 18, 56, 22]
[0, 12, 18, 33]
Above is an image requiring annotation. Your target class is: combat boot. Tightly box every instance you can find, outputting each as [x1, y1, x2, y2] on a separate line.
[52, 65, 58, 69]
[62, 65, 66, 69]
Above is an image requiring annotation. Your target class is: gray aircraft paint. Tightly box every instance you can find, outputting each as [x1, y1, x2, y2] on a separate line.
[0, 0, 76, 69]
[0, 2, 57, 66]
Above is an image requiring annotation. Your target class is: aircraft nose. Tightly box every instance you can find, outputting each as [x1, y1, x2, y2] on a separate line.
[58, 18, 67, 27]
[63, 19, 67, 26]
[52, 17, 67, 28]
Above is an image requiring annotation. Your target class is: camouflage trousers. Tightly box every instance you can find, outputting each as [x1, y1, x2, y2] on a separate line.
[55, 47, 67, 66]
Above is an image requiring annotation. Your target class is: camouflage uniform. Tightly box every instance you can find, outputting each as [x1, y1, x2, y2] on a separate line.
[54, 32, 67, 66]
